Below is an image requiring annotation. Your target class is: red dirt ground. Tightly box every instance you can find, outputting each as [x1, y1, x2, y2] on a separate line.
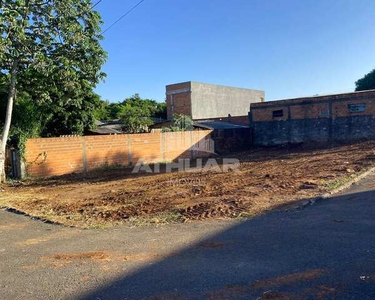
[2, 141, 375, 227]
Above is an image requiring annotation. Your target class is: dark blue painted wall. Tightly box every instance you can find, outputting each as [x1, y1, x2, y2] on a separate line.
[252, 116, 375, 146]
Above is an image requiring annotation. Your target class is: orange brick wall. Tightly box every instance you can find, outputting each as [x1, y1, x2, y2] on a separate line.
[24, 131, 213, 178]
[251, 90, 375, 122]
[250, 90, 375, 146]
[290, 102, 330, 120]
[25, 137, 84, 177]
[166, 82, 192, 119]
[84, 135, 129, 171]
[129, 133, 164, 164]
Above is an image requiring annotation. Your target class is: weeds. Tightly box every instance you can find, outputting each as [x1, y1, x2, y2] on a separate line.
[236, 212, 255, 220]
[321, 168, 368, 191]
[130, 211, 184, 226]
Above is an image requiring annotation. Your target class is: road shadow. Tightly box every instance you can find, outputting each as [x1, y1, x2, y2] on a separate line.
[78, 188, 375, 300]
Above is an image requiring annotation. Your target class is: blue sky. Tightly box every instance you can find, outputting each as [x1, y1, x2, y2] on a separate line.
[94, 0, 375, 103]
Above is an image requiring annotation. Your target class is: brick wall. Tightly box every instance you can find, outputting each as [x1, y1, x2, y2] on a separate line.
[166, 82, 192, 119]
[250, 90, 375, 146]
[24, 131, 213, 178]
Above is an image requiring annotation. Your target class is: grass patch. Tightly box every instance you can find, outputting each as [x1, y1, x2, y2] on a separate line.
[236, 212, 256, 220]
[95, 163, 127, 171]
[89, 224, 111, 229]
[321, 168, 368, 191]
[130, 211, 184, 226]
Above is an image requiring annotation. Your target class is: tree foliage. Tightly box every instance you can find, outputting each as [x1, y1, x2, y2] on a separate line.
[0, 0, 106, 91]
[94, 95, 167, 122]
[116, 95, 165, 133]
[0, 73, 104, 139]
[119, 104, 154, 134]
[0, 0, 107, 180]
[94, 95, 167, 133]
[0, 77, 43, 145]
[356, 69, 375, 91]
[163, 114, 194, 132]
[40, 91, 102, 136]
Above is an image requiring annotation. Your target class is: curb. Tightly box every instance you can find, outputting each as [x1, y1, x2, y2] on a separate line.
[321, 166, 375, 198]
[294, 166, 375, 210]
[1, 206, 66, 227]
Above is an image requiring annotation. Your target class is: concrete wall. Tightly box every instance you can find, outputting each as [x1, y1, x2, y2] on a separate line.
[166, 81, 265, 121]
[250, 90, 375, 146]
[191, 82, 264, 119]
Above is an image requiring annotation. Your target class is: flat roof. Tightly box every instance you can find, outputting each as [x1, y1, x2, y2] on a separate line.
[166, 81, 264, 93]
[252, 89, 375, 108]
[194, 121, 249, 130]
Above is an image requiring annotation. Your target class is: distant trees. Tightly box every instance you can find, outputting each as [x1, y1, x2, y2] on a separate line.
[94, 98, 193, 134]
[122, 95, 167, 121]
[119, 104, 154, 134]
[94, 95, 167, 133]
[355, 69, 375, 91]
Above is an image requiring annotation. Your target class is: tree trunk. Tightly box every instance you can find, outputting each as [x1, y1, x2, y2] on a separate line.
[0, 151, 5, 183]
[0, 58, 19, 183]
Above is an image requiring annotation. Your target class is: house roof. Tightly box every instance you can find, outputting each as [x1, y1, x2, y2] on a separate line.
[194, 121, 249, 130]
[87, 127, 123, 135]
[149, 120, 172, 129]
[88, 120, 123, 135]
[251, 89, 375, 108]
[166, 81, 264, 93]
[150, 117, 167, 124]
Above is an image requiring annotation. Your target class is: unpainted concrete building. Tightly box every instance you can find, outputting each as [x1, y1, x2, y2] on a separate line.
[250, 90, 375, 146]
[166, 81, 265, 125]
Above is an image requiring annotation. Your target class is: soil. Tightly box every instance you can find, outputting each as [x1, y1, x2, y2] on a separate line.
[2, 141, 375, 227]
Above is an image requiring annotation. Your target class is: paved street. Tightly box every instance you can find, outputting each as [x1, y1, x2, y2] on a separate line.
[1, 174, 375, 299]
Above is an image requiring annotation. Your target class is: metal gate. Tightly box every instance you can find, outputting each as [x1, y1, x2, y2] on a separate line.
[5, 148, 22, 179]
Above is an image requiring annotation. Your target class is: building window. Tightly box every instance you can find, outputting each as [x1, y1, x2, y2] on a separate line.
[272, 109, 284, 118]
[348, 103, 366, 113]
[319, 110, 330, 117]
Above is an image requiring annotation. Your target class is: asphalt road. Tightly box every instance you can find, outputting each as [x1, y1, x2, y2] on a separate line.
[1, 174, 375, 299]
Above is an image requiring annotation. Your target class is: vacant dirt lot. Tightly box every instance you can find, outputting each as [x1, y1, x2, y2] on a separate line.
[2, 141, 375, 227]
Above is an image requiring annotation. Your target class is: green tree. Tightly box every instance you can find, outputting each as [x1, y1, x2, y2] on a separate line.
[94, 96, 167, 122]
[40, 91, 103, 136]
[107, 102, 124, 120]
[154, 102, 167, 119]
[355, 69, 375, 91]
[117, 95, 167, 133]
[0, 0, 107, 181]
[1, 73, 104, 139]
[163, 114, 194, 132]
[0, 79, 44, 146]
[119, 104, 153, 133]
[93, 99, 110, 122]
[122, 95, 167, 119]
